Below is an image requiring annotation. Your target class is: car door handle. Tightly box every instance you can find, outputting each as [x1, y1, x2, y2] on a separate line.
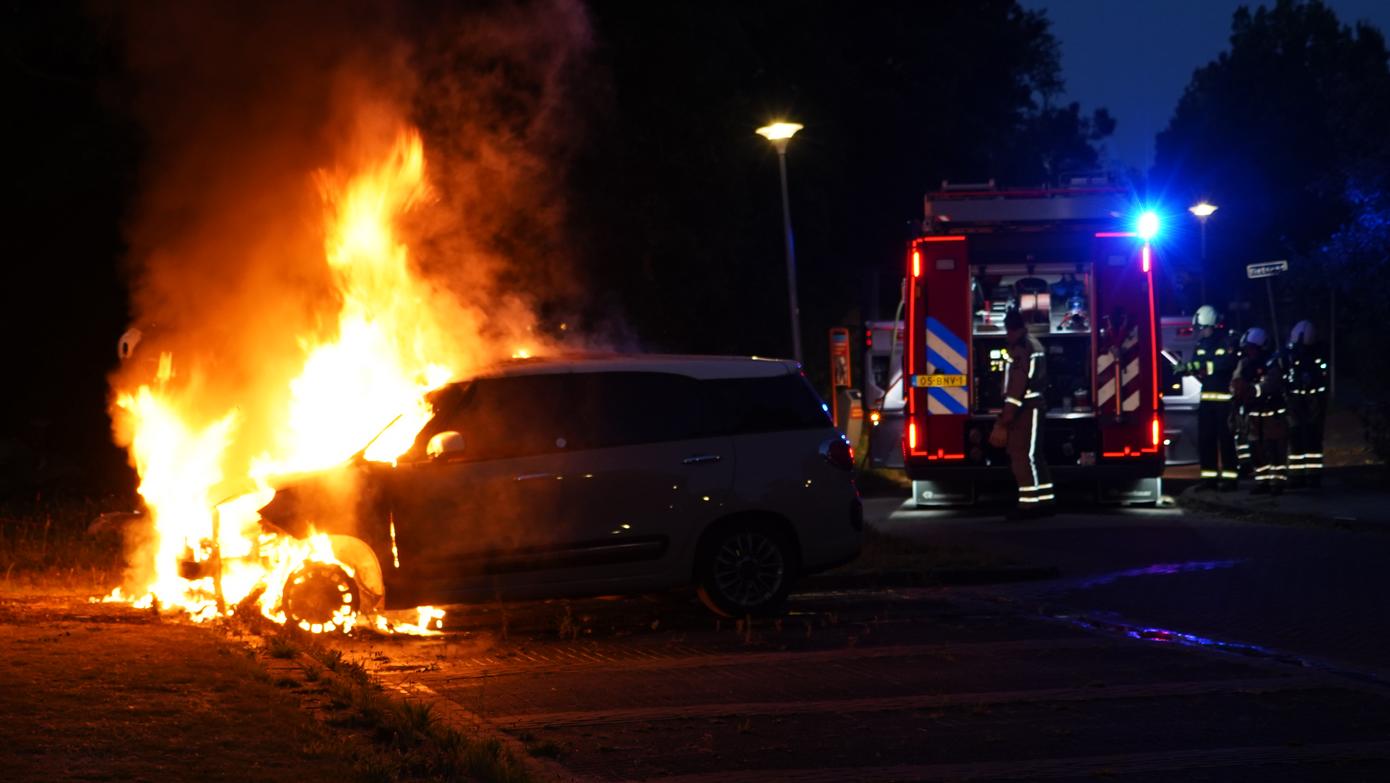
[514, 472, 556, 482]
[682, 454, 723, 465]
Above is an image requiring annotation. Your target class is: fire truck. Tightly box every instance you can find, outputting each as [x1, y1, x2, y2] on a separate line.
[903, 184, 1164, 506]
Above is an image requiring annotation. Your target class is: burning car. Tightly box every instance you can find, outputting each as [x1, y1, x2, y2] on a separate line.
[108, 127, 856, 633]
[246, 354, 863, 624]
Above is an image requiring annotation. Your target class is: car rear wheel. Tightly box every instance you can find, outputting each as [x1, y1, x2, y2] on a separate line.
[696, 522, 796, 617]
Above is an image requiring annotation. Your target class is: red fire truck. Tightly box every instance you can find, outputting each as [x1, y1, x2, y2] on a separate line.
[903, 184, 1164, 506]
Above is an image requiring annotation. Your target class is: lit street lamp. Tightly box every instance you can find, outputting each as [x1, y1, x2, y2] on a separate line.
[757, 121, 804, 364]
[1189, 201, 1218, 302]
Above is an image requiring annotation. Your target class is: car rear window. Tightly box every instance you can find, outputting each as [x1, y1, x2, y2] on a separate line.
[700, 373, 833, 436]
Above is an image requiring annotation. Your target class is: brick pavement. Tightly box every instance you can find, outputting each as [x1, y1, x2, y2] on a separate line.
[355, 590, 1390, 781]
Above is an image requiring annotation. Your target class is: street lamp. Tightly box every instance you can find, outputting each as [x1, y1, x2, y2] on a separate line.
[757, 121, 804, 364]
[1188, 201, 1218, 302]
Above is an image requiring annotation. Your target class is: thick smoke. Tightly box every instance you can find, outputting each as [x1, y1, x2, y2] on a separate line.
[109, 0, 593, 492]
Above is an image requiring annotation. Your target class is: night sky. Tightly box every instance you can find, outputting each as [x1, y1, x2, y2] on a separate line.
[1025, 0, 1390, 170]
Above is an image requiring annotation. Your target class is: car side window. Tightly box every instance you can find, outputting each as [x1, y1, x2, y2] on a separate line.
[567, 372, 703, 450]
[426, 374, 573, 461]
[700, 374, 833, 436]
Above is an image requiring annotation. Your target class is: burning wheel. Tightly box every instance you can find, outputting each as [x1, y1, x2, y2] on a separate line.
[696, 521, 796, 618]
[282, 562, 360, 633]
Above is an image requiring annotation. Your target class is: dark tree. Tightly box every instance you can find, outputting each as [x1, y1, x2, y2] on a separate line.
[1153, 0, 1390, 301]
[568, 0, 1113, 386]
[2, 2, 137, 498]
[1154, 0, 1390, 450]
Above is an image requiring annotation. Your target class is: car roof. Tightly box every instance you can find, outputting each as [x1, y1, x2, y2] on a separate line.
[471, 353, 801, 381]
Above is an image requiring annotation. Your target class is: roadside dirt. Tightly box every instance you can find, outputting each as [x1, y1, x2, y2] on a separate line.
[0, 594, 360, 783]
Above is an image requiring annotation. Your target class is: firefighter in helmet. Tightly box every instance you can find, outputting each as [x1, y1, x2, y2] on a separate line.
[1182, 306, 1239, 490]
[1231, 327, 1289, 494]
[1285, 320, 1329, 487]
[988, 308, 1054, 517]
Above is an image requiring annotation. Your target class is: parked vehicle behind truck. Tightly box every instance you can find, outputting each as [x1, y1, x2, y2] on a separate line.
[864, 320, 905, 469]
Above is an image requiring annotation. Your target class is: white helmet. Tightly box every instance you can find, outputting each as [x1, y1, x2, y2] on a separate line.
[1241, 327, 1268, 348]
[1290, 320, 1316, 346]
[1193, 305, 1219, 328]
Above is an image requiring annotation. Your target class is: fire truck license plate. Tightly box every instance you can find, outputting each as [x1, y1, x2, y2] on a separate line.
[914, 374, 967, 388]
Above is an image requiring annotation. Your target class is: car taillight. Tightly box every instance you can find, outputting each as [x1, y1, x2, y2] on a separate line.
[821, 436, 854, 471]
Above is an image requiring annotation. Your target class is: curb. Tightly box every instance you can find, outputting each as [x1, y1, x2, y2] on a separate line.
[799, 565, 1060, 592]
[1176, 490, 1386, 535]
[256, 635, 574, 783]
[387, 679, 587, 783]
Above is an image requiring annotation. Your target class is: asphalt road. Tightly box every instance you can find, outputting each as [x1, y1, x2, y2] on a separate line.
[343, 497, 1390, 781]
[869, 497, 1390, 677]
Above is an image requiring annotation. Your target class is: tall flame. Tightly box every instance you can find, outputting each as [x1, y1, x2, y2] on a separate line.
[108, 127, 478, 635]
[275, 131, 452, 474]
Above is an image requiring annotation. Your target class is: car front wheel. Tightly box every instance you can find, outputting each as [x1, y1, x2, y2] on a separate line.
[696, 522, 796, 617]
[282, 562, 361, 633]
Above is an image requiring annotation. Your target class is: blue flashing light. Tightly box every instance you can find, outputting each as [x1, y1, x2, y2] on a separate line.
[1136, 211, 1160, 241]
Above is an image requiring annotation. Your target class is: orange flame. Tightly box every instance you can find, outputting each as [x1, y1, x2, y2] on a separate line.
[106, 126, 500, 635]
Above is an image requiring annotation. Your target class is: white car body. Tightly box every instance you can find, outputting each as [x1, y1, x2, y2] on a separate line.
[263, 354, 864, 617]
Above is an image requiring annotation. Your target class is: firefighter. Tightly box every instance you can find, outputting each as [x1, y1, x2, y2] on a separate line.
[1231, 327, 1289, 495]
[989, 308, 1054, 517]
[1285, 320, 1329, 487]
[1183, 306, 1239, 491]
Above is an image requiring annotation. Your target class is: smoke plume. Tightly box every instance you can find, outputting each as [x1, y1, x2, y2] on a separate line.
[108, 0, 593, 492]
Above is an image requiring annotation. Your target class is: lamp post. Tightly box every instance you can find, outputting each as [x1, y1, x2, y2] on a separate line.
[1189, 201, 1218, 303]
[757, 121, 804, 364]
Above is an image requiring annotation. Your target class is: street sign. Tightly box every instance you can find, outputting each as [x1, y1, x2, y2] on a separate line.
[1247, 261, 1288, 350]
[1246, 260, 1288, 279]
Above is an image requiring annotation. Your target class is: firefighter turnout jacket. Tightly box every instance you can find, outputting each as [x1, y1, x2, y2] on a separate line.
[1000, 333, 1048, 424]
[1285, 343, 1329, 409]
[1232, 353, 1288, 438]
[1184, 332, 1236, 401]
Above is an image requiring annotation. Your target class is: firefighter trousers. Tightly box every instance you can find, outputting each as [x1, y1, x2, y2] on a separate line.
[1252, 437, 1288, 488]
[1008, 404, 1053, 506]
[1233, 415, 1253, 473]
[1289, 410, 1325, 481]
[1197, 400, 1238, 482]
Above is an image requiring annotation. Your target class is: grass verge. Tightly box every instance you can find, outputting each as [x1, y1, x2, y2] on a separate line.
[0, 498, 128, 594]
[0, 597, 362, 782]
[252, 621, 531, 783]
